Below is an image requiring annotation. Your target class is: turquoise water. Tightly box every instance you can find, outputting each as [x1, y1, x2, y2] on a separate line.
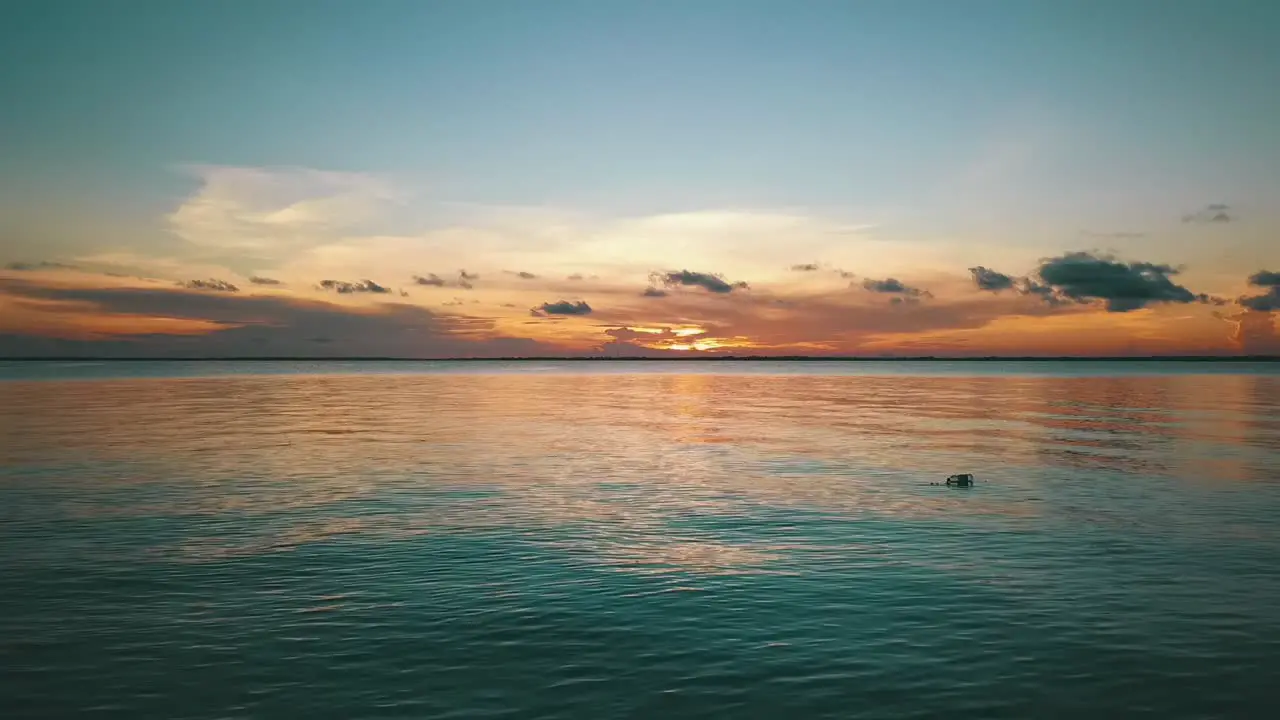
[2, 361, 1279, 718]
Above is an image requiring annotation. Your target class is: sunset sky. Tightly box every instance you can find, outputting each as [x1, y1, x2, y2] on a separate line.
[2, 0, 1278, 357]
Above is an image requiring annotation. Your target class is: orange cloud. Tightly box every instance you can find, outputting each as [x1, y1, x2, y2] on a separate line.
[0, 291, 234, 340]
[0, 252, 1271, 357]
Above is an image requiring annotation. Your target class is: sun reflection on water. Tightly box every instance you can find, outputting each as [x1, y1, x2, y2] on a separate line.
[2, 370, 1278, 574]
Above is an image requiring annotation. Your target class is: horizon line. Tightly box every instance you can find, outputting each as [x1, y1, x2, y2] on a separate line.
[2, 355, 1278, 362]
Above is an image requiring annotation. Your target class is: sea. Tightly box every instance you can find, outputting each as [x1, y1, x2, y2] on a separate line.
[2, 360, 1278, 719]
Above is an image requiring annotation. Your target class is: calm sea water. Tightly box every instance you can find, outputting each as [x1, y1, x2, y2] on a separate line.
[2, 361, 1279, 718]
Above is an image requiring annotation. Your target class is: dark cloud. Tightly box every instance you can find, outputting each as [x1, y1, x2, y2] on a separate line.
[1239, 289, 1280, 313]
[836, 270, 856, 279]
[414, 272, 479, 290]
[505, 270, 538, 280]
[1182, 204, 1234, 224]
[655, 270, 748, 294]
[596, 326, 690, 357]
[180, 279, 240, 292]
[965, 253, 1212, 313]
[862, 278, 907, 293]
[861, 277, 931, 299]
[1035, 252, 1203, 312]
[1248, 270, 1280, 288]
[603, 327, 664, 342]
[0, 279, 563, 358]
[5, 261, 77, 271]
[1014, 277, 1066, 305]
[531, 300, 593, 317]
[567, 274, 584, 281]
[318, 279, 391, 294]
[969, 266, 1016, 292]
[594, 283, 1080, 353]
[790, 263, 820, 272]
[641, 287, 669, 298]
[968, 266, 1070, 306]
[248, 276, 282, 285]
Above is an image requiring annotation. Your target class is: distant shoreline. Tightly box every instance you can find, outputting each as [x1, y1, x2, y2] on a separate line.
[2, 356, 1277, 363]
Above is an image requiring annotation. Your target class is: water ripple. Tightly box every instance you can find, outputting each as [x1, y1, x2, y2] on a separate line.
[2, 367, 1279, 718]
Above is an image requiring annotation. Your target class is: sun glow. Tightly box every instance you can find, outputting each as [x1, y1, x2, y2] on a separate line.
[660, 335, 754, 352]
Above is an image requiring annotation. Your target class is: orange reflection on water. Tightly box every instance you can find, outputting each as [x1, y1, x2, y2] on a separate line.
[3, 368, 1277, 571]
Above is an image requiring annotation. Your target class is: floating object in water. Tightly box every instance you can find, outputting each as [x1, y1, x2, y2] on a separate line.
[945, 473, 975, 487]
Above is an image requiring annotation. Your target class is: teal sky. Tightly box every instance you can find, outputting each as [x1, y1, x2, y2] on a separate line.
[7, 1, 1279, 204]
[2, 0, 1278, 357]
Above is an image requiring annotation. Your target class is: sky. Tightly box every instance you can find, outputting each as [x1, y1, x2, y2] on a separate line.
[2, 0, 1278, 357]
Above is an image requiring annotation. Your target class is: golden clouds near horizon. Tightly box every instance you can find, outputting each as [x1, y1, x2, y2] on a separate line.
[1, 253, 1276, 357]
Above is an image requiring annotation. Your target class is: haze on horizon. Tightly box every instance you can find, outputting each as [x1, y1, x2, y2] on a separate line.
[2, 0, 1278, 358]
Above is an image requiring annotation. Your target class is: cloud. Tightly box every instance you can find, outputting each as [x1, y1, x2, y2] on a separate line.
[641, 287, 669, 298]
[0, 278, 564, 358]
[166, 165, 402, 255]
[459, 270, 479, 280]
[5, 261, 77, 271]
[567, 274, 585, 281]
[1225, 311, 1280, 354]
[836, 270, 856, 279]
[966, 253, 1219, 313]
[790, 263, 820, 272]
[531, 300, 593, 317]
[1014, 277, 1067, 305]
[1182, 204, 1234, 224]
[412, 272, 479, 290]
[966, 266, 1071, 306]
[860, 277, 932, 300]
[317, 279, 391, 294]
[595, 326, 690, 356]
[592, 280, 1086, 354]
[179, 279, 240, 292]
[655, 270, 749, 294]
[603, 327, 668, 343]
[1034, 251, 1206, 312]
[1240, 296, 1279, 313]
[968, 266, 1016, 292]
[1248, 270, 1280, 288]
[248, 276, 282, 285]
[1239, 269, 1280, 312]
